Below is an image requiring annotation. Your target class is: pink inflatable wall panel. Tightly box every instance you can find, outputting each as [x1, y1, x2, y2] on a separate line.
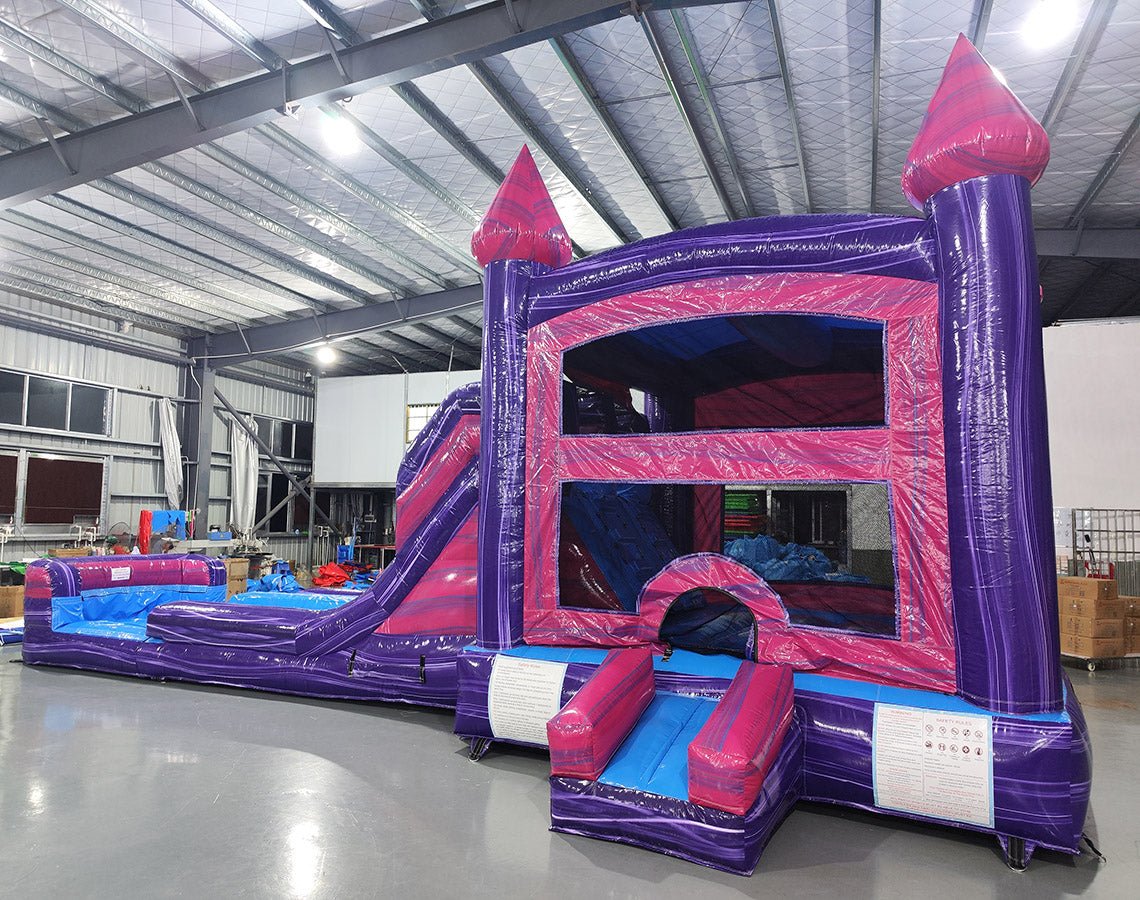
[523, 271, 955, 693]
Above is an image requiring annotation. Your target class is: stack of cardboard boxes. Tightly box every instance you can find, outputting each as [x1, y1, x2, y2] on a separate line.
[224, 557, 249, 599]
[1124, 596, 1140, 656]
[1058, 576, 1124, 659]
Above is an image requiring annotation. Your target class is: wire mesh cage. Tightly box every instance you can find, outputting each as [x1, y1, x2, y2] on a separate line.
[1066, 508, 1140, 596]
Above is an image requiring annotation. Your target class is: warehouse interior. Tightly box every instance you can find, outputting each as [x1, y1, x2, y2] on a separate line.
[0, 1, 1138, 896]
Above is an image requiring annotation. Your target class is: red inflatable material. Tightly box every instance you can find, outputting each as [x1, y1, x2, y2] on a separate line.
[471, 145, 572, 269]
[547, 647, 655, 780]
[902, 34, 1049, 209]
[688, 662, 795, 815]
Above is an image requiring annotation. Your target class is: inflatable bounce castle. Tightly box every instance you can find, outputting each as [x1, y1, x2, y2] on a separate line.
[21, 37, 1089, 875]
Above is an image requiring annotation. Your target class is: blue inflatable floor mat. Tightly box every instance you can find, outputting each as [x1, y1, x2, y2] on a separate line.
[598, 692, 716, 802]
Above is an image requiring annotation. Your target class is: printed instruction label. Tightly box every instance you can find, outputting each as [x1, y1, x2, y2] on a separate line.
[109, 566, 131, 583]
[873, 703, 994, 828]
[487, 655, 568, 746]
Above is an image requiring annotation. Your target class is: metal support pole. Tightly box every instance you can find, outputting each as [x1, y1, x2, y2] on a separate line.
[187, 356, 216, 538]
[213, 385, 340, 537]
[308, 483, 318, 576]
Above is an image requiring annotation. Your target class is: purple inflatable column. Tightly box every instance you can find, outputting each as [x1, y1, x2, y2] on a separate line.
[471, 146, 572, 650]
[905, 37, 1060, 713]
[477, 259, 535, 648]
[930, 175, 1061, 714]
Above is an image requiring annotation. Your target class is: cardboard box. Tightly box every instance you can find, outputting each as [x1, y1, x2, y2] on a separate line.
[1124, 617, 1140, 651]
[1057, 593, 1124, 619]
[1059, 616, 1123, 639]
[1060, 633, 1123, 659]
[224, 557, 250, 580]
[0, 585, 23, 618]
[48, 547, 94, 558]
[1057, 576, 1118, 602]
[1122, 596, 1140, 617]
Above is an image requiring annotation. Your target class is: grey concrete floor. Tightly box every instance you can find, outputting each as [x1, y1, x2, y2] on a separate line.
[0, 646, 1134, 899]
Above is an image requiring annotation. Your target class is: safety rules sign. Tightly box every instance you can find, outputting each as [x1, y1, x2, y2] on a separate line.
[872, 703, 994, 828]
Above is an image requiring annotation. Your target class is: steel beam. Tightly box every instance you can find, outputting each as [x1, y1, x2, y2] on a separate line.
[214, 386, 339, 537]
[670, 10, 754, 217]
[188, 284, 483, 367]
[0, 231, 256, 326]
[1035, 227, 1140, 259]
[967, 0, 994, 48]
[1045, 261, 1115, 325]
[549, 37, 679, 232]
[92, 177, 364, 308]
[0, 72, 361, 311]
[0, 0, 705, 207]
[187, 357, 216, 539]
[641, 12, 737, 220]
[414, 321, 482, 356]
[39, 195, 326, 316]
[765, 0, 812, 213]
[0, 208, 302, 321]
[1, 263, 207, 332]
[869, 0, 882, 212]
[0, 275, 188, 341]
[1041, 0, 1116, 133]
[410, 0, 631, 245]
[1066, 111, 1140, 228]
[0, 304, 185, 364]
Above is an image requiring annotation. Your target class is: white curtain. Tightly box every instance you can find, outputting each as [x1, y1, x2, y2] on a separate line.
[157, 397, 183, 509]
[229, 414, 259, 536]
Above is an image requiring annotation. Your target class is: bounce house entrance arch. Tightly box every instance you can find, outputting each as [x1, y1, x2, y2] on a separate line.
[523, 271, 955, 692]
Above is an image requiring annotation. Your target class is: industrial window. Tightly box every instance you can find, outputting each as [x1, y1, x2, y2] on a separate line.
[406, 403, 439, 446]
[0, 370, 110, 435]
[0, 372, 23, 425]
[23, 454, 104, 525]
[0, 453, 15, 519]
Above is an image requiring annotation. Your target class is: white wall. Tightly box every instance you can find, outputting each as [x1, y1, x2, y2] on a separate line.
[1044, 321, 1140, 509]
[313, 370, 480, 487]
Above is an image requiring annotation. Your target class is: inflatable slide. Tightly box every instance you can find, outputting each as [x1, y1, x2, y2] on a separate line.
[21, 387, 481, 708]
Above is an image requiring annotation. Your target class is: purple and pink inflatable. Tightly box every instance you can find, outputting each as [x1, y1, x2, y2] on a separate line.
[22, 36, 1090, 876]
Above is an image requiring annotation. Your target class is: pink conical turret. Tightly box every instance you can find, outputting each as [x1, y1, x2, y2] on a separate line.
[471, 145, 572, 269]
[902, 34, 1050, 209]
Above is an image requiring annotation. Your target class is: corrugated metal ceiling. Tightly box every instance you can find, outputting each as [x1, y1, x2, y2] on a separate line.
[0, 0, 1135, 375]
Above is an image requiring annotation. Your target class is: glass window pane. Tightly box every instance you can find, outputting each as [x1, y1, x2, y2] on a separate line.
[24, 455, 103, 524]
[293, 422, 313, 460]
[272, 421, 291, 457]
[69, 385, 109, 434]
[26, 376, 68, 430]
[0, 454, 16, 517]
[0, 372, 23, 425]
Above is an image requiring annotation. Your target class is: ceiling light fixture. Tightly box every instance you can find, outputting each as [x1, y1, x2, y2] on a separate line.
[320, 108, 361, 156]
[1021, 0, 1080, 50]
[314, 343, 337, 365]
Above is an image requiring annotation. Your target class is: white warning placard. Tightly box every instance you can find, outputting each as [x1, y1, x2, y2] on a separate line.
[873, 703, 994, 828]
[110, 566, 131, 582]
[487, 655, 568, 746]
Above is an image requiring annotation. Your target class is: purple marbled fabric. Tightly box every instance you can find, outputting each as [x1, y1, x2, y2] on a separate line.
[930, 174, 1062, 715]
[526, 215, 937, 326]
[476, 260, 539, 650]
[549, 723, 803, 875]
[395, 383, 480, 496]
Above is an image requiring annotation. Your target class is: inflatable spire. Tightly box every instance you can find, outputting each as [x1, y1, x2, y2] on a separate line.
[902, 34, 1050, 209]
[471, 145, 572, 269]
